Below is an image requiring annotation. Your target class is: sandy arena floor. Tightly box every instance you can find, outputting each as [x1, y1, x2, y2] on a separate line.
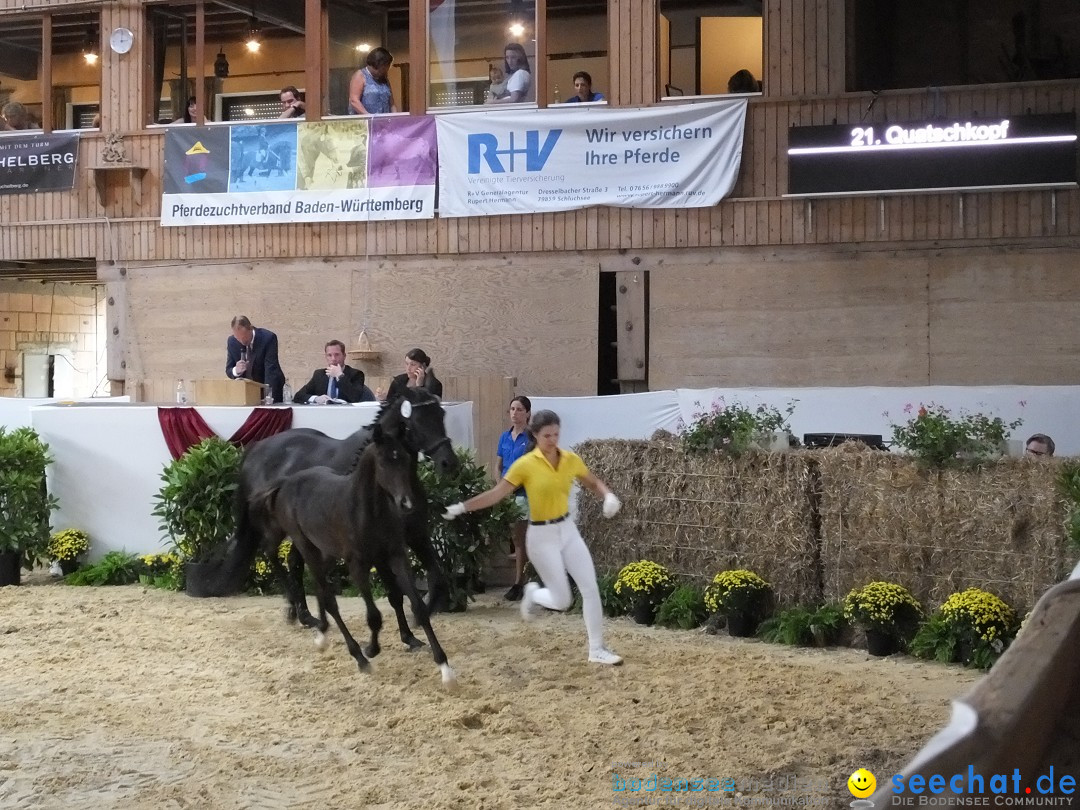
[0, 581, 979, 810]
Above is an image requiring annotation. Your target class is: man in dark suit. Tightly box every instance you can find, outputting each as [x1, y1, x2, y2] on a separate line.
[225, 315, 286, 402]
[293, 339, 375, 404]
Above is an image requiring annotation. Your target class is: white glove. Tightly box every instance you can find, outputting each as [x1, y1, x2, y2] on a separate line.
[602, 492, 622, 518]
[442, 502, 467, 520]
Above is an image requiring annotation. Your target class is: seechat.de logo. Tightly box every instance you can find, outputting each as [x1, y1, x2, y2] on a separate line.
[467, 129, 562, 174]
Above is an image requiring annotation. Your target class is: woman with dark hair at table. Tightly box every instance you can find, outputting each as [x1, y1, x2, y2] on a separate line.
[381, 347, 442, 402]
[490, 43, 533, 104]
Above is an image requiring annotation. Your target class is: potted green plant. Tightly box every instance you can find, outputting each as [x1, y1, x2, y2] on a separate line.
[842, 581, 923, 656]
[47, 528, 90, 576]
[679, 398, 794, 456]
[0, 427, 59, 586]
[419, 447, 522, 612]
[614, 560, 675, 625]
[704, 569, 773, 637]
[910, 587, 1019, 669]
[152, 437, 241, 596]
[655, 582, 709, 630]
[890, 403, 1022, 466]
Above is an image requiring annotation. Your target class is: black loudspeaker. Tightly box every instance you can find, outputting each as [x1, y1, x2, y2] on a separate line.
[803, 433, 888, 450]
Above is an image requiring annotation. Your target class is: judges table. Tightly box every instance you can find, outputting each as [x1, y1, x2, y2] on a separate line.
[30, 402, 474, 560]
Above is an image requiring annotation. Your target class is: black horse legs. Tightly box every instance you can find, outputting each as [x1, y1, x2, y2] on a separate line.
[284, 544, 319, 627]
[349, 559, 385, 660]
[406, 517, 449, 614]
[305, 545, 370, 672]
[376, 560, 425, 650]
[386, 552, 456, 686]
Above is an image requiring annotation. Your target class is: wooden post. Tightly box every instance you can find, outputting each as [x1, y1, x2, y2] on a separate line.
[304, 0, 322, 119]
[535, 0, 547, 108]
[40, 15, 53, 132]
[409, 0, 427, 114]
[194, 1, 205, 124]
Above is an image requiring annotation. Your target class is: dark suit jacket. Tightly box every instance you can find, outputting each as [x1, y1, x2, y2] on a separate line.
[385, 368, 443, 402]
[226, 327, 286, 402]
[293, 365, 375, 403]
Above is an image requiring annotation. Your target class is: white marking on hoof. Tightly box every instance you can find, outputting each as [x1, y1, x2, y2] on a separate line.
[313, 631, 329, 651]
[440, 663, 458, 688]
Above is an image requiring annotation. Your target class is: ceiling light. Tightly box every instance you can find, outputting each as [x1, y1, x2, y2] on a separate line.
[355, 42, 372, 53]
[508, 22, 525, 37]
[83, 31, 99, 65]
[246, 15, 261, 53]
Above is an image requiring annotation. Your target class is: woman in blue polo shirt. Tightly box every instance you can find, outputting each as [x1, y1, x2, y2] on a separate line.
[497, 396, 532, 601]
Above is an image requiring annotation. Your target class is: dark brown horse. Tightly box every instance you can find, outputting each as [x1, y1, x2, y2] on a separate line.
[206, 387, 458, 651]
[252, 413, 456, 685]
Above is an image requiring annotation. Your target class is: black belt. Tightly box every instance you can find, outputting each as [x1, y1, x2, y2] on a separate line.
[530, 513, 569, 526]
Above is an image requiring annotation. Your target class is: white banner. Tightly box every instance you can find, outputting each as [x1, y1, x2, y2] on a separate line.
[435, 100, 747, 217]
[161, 186, 434, 226]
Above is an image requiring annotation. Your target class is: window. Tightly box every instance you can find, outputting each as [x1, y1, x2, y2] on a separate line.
[327, 0, 407, 115]
[848, 0, 1080, 91]
[659, 1, 762, 97]
[547, 1, 608, 105]
[429, 0, 537, 108]
[0, 12, 102, 132]
[147, 2, 307, 126]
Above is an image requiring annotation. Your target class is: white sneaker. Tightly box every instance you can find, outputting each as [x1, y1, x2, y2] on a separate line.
[520, 582, 540, 622]
[588, 647, 624, 666]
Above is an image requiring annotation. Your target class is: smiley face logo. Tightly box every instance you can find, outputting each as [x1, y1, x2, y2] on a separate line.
[847, 769, 876, 798]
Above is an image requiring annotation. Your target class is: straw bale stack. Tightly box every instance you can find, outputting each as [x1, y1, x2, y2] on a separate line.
[576, 439, 819, 605]
[815, 442, 1071, 611]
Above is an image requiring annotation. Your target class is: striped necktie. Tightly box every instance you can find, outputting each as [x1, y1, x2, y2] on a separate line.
[328, 376, 338, 400]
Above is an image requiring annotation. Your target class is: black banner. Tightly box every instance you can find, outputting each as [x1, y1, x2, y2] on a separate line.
[787, 113, 1077, 196]
[0, 132, 80, 195]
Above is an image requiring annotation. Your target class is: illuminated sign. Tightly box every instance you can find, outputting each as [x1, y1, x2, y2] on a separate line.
[786, 113, 1077, 196]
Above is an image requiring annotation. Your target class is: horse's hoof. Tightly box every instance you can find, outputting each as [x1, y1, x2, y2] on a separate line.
[357, 659, 373, 674]
[362, 644, 381, 659]
[298, 614, 319, 629]
[313, 631, 329, 651]
[440, 663, 458, 689]
[404, 637, 425, 651]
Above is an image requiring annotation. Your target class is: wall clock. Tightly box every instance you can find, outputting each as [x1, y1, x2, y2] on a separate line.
[109, 27, 134, 55]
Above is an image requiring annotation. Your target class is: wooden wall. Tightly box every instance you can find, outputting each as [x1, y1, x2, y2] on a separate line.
[105, 253, 598, 397]
[649, 245, 1080, 389]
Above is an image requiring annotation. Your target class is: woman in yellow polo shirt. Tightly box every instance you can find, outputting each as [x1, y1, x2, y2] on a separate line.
[443, 410, 624, 665]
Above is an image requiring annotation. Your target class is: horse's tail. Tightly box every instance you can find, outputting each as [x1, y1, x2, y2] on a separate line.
[202, 484, 277, 596]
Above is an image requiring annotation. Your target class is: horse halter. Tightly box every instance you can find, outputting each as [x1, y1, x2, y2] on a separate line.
[401, 398, 453, 458]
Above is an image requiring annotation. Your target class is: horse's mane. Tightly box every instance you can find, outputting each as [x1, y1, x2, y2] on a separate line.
[343, 388, 438, 472]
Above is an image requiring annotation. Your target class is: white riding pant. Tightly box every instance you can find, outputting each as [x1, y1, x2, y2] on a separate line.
[525, 520, 605, 652]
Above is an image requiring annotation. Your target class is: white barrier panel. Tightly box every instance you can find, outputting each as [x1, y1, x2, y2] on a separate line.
[0, 396, 130, 429]
[32, 401, 473, 559]
[529, 386, 1079, 457]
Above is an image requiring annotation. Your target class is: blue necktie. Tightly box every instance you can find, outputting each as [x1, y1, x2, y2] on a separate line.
[328, 376, 338, 400]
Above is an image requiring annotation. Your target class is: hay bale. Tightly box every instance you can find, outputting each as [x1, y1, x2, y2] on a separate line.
[815, 443, 1072, 612]
[576, 439, 820, 605]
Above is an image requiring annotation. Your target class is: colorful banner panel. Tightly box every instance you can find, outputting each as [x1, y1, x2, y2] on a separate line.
[434, 100, 747, 217]
[0, 132, 79, 195]
[161, 117, 436, 226]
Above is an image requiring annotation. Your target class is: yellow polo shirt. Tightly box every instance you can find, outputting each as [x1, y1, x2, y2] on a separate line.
[504, 447, 588, 522]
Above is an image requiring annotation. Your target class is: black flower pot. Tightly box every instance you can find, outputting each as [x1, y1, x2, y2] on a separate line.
[59, 558, 80, 576]
[631, 596, 658, 626]
[865, 628, 898, 657]
[184, 561, 219, 598]
[0, 550, 20, 587]
[726, 612, 759, 638]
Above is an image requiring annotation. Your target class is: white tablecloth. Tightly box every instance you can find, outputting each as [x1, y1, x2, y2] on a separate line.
[31, 402, 473, 559]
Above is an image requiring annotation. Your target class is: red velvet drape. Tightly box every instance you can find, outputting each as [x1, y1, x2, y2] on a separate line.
[157, 407, 294, 459]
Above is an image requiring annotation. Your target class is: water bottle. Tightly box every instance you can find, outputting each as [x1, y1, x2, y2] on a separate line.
[175, 379, 188, 404]
[281, 379, 293, 404]
[553, 83, 560, 104]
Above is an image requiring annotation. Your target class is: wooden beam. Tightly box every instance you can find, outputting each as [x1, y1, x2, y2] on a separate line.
[304, 0, 322, 118]
[409, 0, 427, 114]
[535, 0, 547, 108]
[41, 14, 52, 132]
[194, 1, 205, 124]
